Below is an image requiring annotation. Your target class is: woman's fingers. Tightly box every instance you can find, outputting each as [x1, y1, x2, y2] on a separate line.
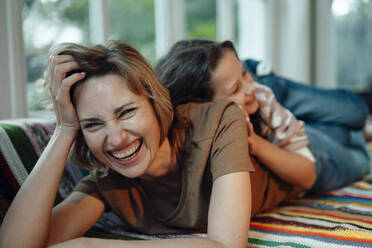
[49, 55, 75, 71]
[48, 55, 77, 83]
[50, 62, 80, 93]
[51, 54, 75, 64]
[47, 55, 85, 131]
[48, 55, 75, 81]
[56, 72, 86, 103]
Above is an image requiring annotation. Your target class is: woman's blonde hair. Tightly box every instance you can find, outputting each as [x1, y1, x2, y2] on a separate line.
[47, 41, 173, 174]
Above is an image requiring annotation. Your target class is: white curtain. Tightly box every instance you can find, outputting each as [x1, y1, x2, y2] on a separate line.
[0, 0, 27, 119]
[238, 0, 335, 87]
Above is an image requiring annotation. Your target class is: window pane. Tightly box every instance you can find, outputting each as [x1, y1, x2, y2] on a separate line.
[234, 0, 240, 44]
[108, 0, 156, 65]
[23, 0, 90, 115]
[186, 0, 216, 40]
[332, 0, 372, 91]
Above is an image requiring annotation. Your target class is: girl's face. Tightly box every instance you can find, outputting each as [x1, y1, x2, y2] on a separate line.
[211, 49, 259, 115]
[74, 74, 162, 179]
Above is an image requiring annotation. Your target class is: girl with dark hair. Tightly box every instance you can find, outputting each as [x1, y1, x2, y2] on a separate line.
[155, 38, 370, 194]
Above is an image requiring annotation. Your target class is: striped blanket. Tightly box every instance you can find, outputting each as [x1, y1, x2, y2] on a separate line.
[0, 118, 371, 247]
[248, 177, 372, 247]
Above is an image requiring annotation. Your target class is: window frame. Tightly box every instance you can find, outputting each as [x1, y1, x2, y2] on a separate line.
[1, 0, 341, 120]
[1, 0, 27, 119]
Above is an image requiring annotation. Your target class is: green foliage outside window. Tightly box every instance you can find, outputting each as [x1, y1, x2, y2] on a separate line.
[333, 0, 372, 91]
[108, 0, 156, 65]
[186, 0, 216, 40]
[23, 0, 217, 113]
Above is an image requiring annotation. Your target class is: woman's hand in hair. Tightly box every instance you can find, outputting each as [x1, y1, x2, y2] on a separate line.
[48, 55, 85, 135]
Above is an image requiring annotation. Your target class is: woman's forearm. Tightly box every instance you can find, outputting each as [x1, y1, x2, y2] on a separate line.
[254, 136, 316, 189]
[0, 127, 76, 248]
[51, 237, 228, 248]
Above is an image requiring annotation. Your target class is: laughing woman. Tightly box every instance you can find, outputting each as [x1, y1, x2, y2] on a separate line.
[0, 41, 262, 248]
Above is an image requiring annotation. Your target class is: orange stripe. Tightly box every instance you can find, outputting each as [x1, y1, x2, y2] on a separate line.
[250, 223, 372, 243]
[287, 209, 372, 225]
[276, 210, 372, 230]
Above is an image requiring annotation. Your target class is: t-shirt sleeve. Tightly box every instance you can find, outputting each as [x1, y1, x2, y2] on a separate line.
[73, 175, 113, 211]
[74, 175, 103, 199]
[74, 175, 96, 194]
[209, 103, 254, 181]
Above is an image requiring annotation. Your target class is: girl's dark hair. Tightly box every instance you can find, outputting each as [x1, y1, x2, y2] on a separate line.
[155, 39, 237, 107]
[155, 38, 263, 135]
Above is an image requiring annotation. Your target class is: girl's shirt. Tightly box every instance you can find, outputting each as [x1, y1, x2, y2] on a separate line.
[254, 82, 315, 162]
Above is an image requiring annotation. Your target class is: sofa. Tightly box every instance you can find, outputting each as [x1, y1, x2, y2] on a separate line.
[1, 117, 372, 247]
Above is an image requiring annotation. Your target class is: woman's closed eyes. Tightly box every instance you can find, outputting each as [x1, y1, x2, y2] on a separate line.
[81, 107, 137, 131]
[118, 107, 136, 120]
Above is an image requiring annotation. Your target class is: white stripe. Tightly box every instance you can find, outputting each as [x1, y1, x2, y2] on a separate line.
[332, 187, 372, 198]
[0, 126, 29, 184]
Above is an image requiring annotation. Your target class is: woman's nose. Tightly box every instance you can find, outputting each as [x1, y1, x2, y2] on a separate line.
[106, 121, 128, 146]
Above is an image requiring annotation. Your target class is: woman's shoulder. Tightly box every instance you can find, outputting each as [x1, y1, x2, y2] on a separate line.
[175, 100, 246, 141]
[176, 100, 243, 123]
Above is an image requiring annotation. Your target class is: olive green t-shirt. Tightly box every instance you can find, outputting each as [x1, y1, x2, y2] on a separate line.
[74, 100, 303, 234]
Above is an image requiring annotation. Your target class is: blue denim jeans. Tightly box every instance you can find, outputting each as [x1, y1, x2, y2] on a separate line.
[243, 59, 370, 192]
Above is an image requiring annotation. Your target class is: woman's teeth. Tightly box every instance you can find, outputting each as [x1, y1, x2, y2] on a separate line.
[111, 139, 141, 160]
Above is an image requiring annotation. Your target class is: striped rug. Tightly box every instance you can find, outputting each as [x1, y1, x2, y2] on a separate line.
[247, 174, 372, 247]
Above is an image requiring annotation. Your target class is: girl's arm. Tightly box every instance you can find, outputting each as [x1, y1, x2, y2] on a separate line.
[246, 83, 316, 189]
[247, 120, 316, 189]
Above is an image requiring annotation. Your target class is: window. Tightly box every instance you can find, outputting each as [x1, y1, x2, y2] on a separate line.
[108, 0, 156, 65]
[23, 0, 90, 115]
[332, 0, 372, 92]
[23, 0, 157, 116]
[186, 0, 216, 40]
[20, 0, 249, 117]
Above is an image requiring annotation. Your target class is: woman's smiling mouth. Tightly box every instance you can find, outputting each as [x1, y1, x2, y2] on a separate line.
[109, 138, 143, 163]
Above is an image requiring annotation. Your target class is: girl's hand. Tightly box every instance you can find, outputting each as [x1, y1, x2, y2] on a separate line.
[47, 55, 86, 135]
[246, 118, 261, 156]
[238, 104, 260, 156]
